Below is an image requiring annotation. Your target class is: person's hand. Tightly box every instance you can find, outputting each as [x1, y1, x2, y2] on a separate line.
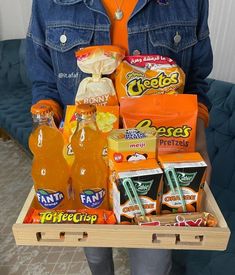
[32, 99, 63, 127]
[196, 118, 212, 184]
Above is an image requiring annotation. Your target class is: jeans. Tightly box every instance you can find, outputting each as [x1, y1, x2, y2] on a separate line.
[84, 247, 172, 275]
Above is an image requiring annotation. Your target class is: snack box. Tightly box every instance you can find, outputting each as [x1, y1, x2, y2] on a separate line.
[110, 160, 163, 223]
[108, 128, 158, 166]
[12, 183, 230, 251]
[158, 152, 207, 214]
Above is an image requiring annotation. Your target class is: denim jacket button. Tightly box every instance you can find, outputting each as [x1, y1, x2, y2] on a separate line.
[60, 34, 67, 44]
[174, 32, 181, 45]
[132, 49, 141, 55]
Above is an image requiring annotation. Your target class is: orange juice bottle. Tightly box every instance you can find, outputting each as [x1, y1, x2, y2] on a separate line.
[29, 104, 72, 210]
[71, 104, 109, 209]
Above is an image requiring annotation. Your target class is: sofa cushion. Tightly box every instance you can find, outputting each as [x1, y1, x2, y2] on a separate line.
[206, 80, 235, 212]
[0, 40, 22, 89]
[0, 86, 32, 150]
[19, 40, 32, 88]
[0, 39, 32, 151]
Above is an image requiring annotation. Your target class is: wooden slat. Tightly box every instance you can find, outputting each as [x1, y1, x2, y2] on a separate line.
[12, 184, 231, 251]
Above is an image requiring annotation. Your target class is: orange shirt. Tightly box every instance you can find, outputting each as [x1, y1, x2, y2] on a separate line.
[102, 0, 138, 54]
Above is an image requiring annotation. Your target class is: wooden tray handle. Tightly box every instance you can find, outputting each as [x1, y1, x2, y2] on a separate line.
[152, 233, 204, 247]
[36, 231, 88, 243]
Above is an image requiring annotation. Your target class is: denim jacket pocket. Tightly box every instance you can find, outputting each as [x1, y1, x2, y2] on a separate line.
[148, 24, 198, 70]
[45, 25, 93, 93]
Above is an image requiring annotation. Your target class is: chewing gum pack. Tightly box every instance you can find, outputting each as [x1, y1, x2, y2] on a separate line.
[158, 152, 207, 214]
[107, 128, 158, 167]
[110, 160, 163, 223]
[63, 105, 119, 167]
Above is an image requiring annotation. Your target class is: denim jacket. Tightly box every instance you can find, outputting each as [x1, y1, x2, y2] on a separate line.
[26, 0, 213, 109]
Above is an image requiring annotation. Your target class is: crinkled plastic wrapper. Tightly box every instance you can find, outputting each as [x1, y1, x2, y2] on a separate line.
[135, 212, 218, 227]
[115, 55, 185, 101]
[24, 208, 117, 224]
[75, 45, 125, 106]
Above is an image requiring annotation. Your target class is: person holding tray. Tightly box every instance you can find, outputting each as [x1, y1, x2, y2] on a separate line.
[26, 1, 213, 274]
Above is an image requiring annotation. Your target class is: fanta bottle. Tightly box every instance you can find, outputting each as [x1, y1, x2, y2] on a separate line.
[29, 104, 72, 210]
[71, 104, 109, 210]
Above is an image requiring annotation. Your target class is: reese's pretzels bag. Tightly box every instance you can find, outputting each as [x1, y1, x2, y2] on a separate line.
[75, 45, 125, 106]
[120, 94, 197, 154]
[115, 55, 185, 101]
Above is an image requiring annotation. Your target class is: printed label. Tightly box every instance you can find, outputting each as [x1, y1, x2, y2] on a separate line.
[40, 211, 98, 224]
[140, 217, 204, 227]
[81, 94, 110, 105]
[132, 179, 154, 195]
[136, 120, 192, 138]
[36, 189, 64, 209]
[113, 152, 124, 162]
[162, 188, 197, 208]
[126, 72, 180, 97]
[121, 197, 156, 218]
[125, 129, 146, 139]
[80, 188, 106, 208]
[177, 172, 197, 186]
[66, 143, 74, 156]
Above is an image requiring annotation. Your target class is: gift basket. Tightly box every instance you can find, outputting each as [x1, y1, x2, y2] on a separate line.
[13, 46, 230, 251]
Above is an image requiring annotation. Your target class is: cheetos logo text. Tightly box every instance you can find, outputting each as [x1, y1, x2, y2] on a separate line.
[126, 72, 179, 96]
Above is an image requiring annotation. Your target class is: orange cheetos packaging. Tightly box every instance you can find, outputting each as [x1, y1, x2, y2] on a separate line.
[75, 45, 125, 106]
[120, 94, 197, 154]
[63, 105, 119, 167]
[115, 55, 185, 101]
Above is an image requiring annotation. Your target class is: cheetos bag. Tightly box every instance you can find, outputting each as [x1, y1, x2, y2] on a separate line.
[120, 94, 197, 154]
[115, 55, 185, 101]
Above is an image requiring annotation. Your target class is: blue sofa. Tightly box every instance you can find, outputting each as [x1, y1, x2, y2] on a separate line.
[0, 39, 32, 151]
[0, 39, 234, 274]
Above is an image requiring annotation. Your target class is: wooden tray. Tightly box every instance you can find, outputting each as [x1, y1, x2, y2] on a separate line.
[12, 184, 230, 250]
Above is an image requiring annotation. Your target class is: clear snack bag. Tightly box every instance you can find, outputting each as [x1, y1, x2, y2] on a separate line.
[75, 45, 125, 106]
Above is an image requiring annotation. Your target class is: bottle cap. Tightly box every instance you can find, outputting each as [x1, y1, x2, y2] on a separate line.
[31, 104, 53, 115]
[75, 104, 96, 116]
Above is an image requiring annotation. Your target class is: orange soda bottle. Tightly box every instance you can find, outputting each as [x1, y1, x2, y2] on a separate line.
[29, 104, 72, 210]
[71, 104, 109, 209]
